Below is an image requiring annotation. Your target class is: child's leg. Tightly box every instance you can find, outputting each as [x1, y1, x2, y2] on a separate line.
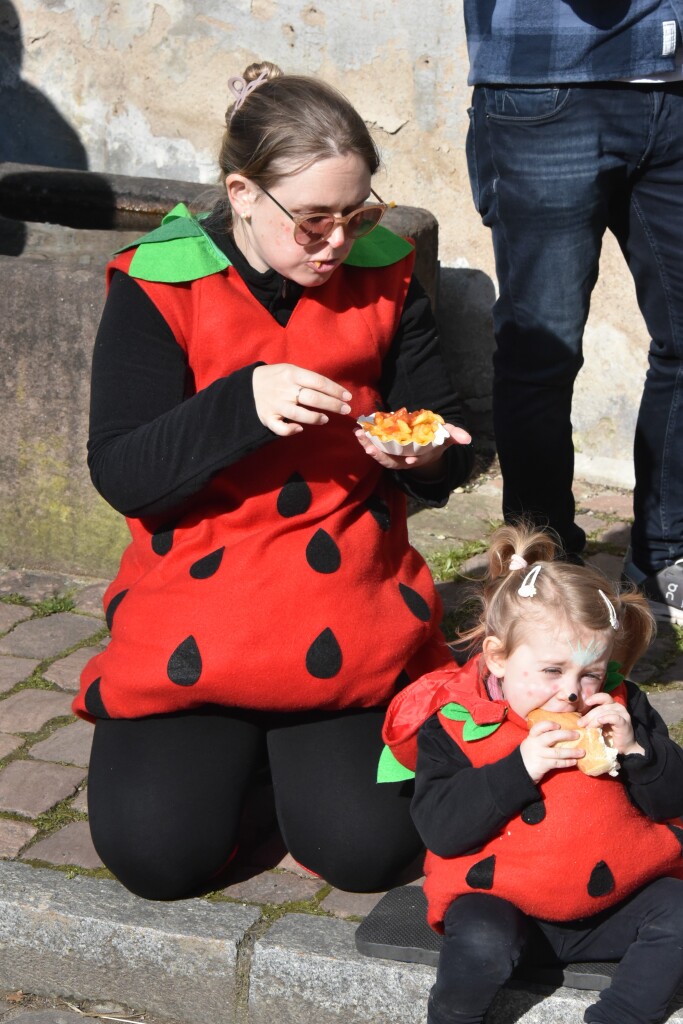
[428, 894, 529, 1024]
[540, 877, 683, 1024]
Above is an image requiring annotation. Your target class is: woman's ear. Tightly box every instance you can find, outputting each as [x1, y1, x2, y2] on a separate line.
[482, 635, 506, 679]
[226, 174, 258, 219]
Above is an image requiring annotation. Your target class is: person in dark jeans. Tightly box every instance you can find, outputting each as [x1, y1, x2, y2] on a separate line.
[463, 1, 683, 622]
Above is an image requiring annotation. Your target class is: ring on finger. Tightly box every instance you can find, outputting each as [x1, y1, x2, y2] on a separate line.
[295, 386, 303, 405]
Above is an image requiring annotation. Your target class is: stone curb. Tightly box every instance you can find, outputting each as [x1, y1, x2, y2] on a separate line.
[0, 861, 258, 1024]
[1, 862, 682, 1024]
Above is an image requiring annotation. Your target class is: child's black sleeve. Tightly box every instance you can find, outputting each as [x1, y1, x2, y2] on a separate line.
[619, 681, 683, 821]
[410, 714, 540, 858]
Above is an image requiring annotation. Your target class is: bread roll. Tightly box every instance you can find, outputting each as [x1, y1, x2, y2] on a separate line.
[526, 709, 619, 777]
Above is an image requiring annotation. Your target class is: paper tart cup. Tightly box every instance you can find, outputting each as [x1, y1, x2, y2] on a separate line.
[357, 414, 449, 456]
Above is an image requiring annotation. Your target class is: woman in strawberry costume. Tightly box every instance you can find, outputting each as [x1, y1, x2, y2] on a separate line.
[75, 62, 473, 899]
[380, 525, 683, 1024]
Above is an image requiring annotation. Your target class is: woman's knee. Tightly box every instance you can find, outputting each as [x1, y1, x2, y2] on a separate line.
[287, 839, 419, 893]
[88, 805, 240, 901]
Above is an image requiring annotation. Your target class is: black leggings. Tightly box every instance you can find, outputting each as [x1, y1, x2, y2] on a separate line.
[87, 704, 421, 900]
[428, 880, 683, 1024]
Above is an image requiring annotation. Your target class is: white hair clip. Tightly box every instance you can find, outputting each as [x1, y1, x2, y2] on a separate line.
[509, 554, 528, 572]
[598, 589, 620, 630]
[518, 564, 542, 597]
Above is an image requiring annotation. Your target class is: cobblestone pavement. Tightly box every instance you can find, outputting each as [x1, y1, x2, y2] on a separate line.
[0, 469, 682, 954]
[0, 991, 171, 1024]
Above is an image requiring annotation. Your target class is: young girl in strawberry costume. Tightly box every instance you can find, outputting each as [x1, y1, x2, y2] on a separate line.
[380, 525, 683, 1024]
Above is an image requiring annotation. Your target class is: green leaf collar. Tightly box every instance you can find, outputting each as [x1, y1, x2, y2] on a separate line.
[114, 204, 413, 283]
[440, 702, 504, 740]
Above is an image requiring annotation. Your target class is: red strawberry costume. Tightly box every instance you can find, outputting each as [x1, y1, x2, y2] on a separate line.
[74, 207, 466, 722]
[380, 657, 683, 931]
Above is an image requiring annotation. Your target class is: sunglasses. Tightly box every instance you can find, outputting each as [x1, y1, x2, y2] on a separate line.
[259, 185, 389, 245]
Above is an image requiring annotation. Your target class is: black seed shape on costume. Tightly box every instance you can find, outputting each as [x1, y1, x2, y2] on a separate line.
[399, 583, 431, 622]
[306, 529, 341, 574]
[465, 855, 496, 890]
[521, 800, 546, 825]
[365, 493, 391, 531]
[189, 547, 225, 580]
[667, 824, 683, 854]
[84, 677, 111, 719]
[277, 472, 312, 518]
[167, 635, 203, 686]
[305, 628, 343, 679]
[151, 524, 175, 555]
[394, 669, 411, 692]
[105, 589, 128, 630]
[587, 861, 615, 897]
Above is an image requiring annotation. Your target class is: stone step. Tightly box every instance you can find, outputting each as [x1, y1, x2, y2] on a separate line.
[1, 862, 681, 1024]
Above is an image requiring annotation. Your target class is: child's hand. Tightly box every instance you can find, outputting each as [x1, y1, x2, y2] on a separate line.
[520, 721, 584, 782]
[579, 693, 644, 757]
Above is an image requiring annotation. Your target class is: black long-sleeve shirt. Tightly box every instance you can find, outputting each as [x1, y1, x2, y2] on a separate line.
[88, 227, 473, 518]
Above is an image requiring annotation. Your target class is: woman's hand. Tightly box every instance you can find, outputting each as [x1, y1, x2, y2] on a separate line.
[579, 693, 644, 757]
[253, 364, 352, 436]
[520, 721, 584, 783]
[354, 423, 472, 473]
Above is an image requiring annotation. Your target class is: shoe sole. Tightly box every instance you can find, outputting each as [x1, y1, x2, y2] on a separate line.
[647, 599, 683, 626]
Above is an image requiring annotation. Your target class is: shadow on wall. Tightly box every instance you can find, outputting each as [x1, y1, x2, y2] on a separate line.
[437, 266, 497, 462]
[0, 0, 92, 254]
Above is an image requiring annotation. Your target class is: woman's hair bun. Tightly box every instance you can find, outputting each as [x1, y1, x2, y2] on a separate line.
[242, 60, 283, 83]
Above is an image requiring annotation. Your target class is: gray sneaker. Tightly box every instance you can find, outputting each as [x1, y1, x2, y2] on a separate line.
[639, 559, 683, 625]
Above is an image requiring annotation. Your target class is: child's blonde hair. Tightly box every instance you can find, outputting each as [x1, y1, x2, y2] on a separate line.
[459, 523, 655, 675]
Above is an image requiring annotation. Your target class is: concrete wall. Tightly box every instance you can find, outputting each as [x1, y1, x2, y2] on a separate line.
[2, 0, 649, 573]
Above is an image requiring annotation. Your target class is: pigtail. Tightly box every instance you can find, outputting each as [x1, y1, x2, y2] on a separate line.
[613, 586, 656, 675]
[486, 522, 559, 580]
[458, 522, 561, 653]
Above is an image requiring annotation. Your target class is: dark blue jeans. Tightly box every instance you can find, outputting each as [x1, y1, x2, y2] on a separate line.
[428, 879, 683, 1024]
[467, 82, 683, 570]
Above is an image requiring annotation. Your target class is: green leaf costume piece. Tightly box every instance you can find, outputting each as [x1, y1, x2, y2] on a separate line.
[440, 702, 503, 740]
[604, 660, 624, 692]
[377, 743, 416, 783]
[344, 225, 414, 267]
[114, 204, 413, 283]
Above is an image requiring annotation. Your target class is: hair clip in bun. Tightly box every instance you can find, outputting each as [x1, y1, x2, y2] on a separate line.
[518, 564, 542, 598]
[598, 589, 620, 630]
[509, 554, 528, 572]
[228, 69, 269, 116]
